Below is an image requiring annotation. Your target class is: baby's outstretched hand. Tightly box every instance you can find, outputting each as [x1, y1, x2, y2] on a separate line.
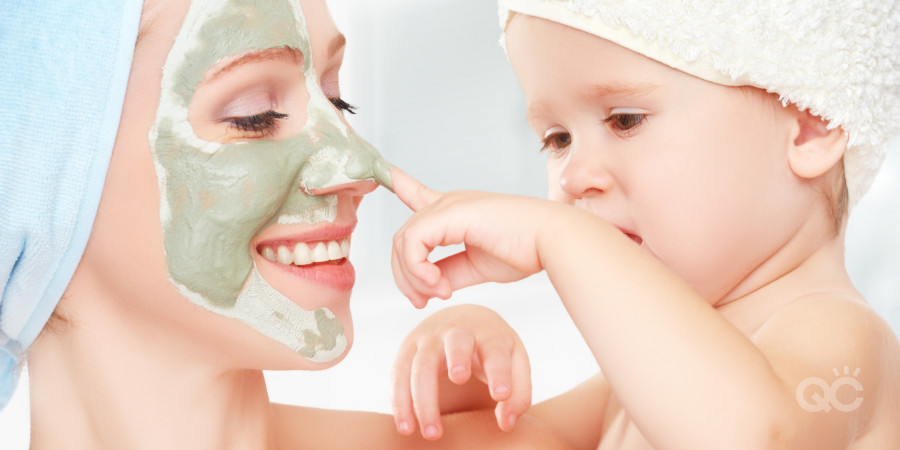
[391, 169, 564, 307]
[391, 304, 531, 440]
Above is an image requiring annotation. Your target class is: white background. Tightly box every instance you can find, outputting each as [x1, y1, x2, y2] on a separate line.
[2, 1, 898, 447]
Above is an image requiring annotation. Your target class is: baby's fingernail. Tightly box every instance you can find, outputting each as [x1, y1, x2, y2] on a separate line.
[424, 425, 439, 439]
[493, 383, 510, 397]
[398, 420, 412, 434]
[451, 364, 468, 378]
[508, 414, 518, 428]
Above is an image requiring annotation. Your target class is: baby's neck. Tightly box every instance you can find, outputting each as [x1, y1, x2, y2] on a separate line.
[27, 318, 275, 450]
[715, 232, 859, 337]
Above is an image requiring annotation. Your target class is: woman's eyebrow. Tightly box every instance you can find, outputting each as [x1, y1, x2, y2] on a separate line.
[204, 46, 303, 83]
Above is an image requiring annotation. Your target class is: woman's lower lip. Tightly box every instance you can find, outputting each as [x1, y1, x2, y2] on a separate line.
[262, 256, 356, 291]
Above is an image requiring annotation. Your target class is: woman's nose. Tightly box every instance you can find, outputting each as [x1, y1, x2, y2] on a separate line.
[557, 146, 615, 199]
[307, 179, 379, 197]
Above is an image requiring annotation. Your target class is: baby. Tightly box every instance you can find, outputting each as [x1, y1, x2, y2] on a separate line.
[388, 1, 900, 448]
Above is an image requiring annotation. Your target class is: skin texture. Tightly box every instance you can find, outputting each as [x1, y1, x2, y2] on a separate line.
[151, 0, 392, 361]
[389, 15, 900, 450]
[25, 1, 572, 449]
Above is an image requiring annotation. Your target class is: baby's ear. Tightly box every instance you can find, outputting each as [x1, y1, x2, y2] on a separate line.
[786, 109, 847, 179]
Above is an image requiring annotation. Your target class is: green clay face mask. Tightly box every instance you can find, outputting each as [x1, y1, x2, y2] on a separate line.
[149, 0, 391, 362]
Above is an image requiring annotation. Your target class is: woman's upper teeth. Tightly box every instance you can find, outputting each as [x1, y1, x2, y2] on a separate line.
[261, 238, 350, 266]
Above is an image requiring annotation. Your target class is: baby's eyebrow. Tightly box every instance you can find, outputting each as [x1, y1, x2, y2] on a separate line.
[526, 102, 551, 126]
[582, 82, 658, 100]
[526, 82, 658, 124]
[203, 46, 304, 83]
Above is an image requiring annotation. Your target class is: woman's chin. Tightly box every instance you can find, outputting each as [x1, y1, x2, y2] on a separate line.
[215, 254, 357, 369]
[235, 312, 354, 371]
[285, 319, 353, 370]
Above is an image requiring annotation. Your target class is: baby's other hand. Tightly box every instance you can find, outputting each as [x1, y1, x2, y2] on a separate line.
[391, 304, 531, 440]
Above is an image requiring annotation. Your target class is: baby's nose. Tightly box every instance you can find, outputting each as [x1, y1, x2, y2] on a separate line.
[307, 179, 378, 197]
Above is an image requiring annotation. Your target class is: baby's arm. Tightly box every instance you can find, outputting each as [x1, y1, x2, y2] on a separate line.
[390, 169, 897, 449]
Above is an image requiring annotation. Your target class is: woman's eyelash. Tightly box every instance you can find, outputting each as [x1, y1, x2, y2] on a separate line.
[330, 97, 358, 115]
[224, 110, 289, 137]
[221, 98, 357, 138]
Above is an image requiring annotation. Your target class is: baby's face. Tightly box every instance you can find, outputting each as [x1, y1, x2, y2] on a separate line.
[85, 0, 389, 368]
[506, 15, 814, 303]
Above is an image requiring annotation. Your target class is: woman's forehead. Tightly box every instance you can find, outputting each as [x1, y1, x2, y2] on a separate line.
[153, 0, 311, 108]
[137, 0, 313, 63]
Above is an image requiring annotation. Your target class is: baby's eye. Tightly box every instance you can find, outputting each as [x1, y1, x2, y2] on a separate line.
[603, 113, 646, 134]
[223, 110, 289, 138]
[329, 97, 357, 115]
[540, 131, 572, 153]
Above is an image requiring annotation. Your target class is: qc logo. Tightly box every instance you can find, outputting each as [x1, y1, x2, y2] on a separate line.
[795, 366, 863, 413]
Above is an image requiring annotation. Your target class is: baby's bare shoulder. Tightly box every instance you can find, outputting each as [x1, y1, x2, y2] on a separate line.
[754, 292, 900, 444]
[754, 292, 899, 361]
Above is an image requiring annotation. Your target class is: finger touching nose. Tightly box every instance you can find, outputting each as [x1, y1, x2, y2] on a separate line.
[307, 179, 379, 197]
[390, 168, 442, 212]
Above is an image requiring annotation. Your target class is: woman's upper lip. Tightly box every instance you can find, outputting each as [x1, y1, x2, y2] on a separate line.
[255, 220, 357, 248]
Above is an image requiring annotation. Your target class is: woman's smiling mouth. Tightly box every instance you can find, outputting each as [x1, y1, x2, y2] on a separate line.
[259, 238, 350, 267]
[253, 221, 358, 292]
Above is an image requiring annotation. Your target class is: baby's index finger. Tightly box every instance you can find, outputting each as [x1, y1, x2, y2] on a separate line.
[390, 168, 443, 212]
[373, 158, 395, 193]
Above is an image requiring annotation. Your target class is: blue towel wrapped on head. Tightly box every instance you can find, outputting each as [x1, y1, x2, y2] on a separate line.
[0, 0, 142, 410]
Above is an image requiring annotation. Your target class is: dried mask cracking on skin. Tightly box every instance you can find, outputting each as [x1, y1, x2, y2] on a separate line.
[149, 0, 391, 361]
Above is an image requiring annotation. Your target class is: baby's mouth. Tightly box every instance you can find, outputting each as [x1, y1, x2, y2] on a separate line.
[258, 238, 350, 267]
[625, 233, 643, 246]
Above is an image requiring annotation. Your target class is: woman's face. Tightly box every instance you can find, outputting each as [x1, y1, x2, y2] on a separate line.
[79, 0, 389, 369]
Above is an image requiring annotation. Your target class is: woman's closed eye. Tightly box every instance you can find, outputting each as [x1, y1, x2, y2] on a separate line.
[223, 110, 289, 138]
[219, 98, 359, 140]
